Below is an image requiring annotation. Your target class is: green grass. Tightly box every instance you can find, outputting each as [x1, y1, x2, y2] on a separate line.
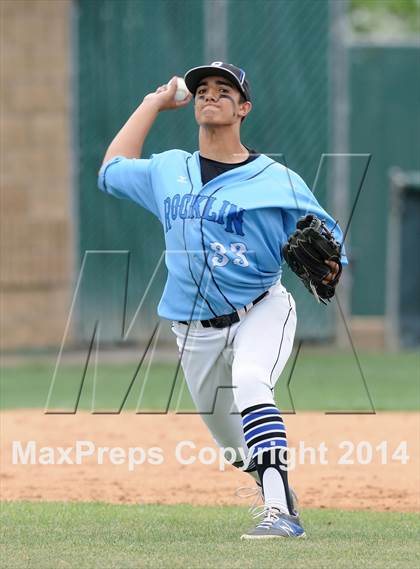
[0, 502, 419, 569]
[1, 351, 418, 412]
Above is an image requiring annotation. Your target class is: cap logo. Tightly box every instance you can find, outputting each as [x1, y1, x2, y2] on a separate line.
[211, 61, 224, 67]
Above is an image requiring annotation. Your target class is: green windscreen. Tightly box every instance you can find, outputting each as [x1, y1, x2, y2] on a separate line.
[77, 0, 332, 344]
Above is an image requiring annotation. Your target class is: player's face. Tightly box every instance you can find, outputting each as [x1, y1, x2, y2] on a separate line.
[194, 76, 250, 126]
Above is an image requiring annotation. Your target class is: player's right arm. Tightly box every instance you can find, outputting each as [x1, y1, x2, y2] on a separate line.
[98, 77, 192, 215]
[101, 77, 192, 164]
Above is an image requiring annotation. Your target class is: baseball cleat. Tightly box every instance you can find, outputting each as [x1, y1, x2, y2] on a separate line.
[241, 507, 306, 540]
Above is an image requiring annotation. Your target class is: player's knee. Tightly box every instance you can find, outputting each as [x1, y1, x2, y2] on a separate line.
[233, 363, 269, 387]
[232, 364, 273, 407]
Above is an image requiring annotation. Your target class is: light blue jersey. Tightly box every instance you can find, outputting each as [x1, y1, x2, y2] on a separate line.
[98, 149, 347, 320]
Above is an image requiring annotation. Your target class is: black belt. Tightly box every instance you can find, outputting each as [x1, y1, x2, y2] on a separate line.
[178, 291, 269, 329]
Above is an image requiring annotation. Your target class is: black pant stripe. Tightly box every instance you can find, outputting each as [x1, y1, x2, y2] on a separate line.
[269, 294, 293, 385]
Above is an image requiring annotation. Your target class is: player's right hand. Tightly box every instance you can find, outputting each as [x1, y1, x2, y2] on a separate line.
[143, 77, 192, 112]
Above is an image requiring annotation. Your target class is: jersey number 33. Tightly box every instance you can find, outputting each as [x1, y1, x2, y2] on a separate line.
[210, 241, 249, 268]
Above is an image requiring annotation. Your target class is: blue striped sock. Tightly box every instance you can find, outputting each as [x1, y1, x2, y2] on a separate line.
[241, 403, 287, 460]
[241, 403, 294, 514]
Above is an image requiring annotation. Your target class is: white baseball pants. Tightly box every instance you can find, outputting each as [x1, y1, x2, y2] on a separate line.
[171, 282, 297, 458]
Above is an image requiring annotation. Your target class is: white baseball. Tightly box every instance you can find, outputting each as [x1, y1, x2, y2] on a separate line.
[174, 77, 189, 101]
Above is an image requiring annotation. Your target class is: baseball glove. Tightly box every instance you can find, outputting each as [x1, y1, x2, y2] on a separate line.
[282, 214, 342, 304]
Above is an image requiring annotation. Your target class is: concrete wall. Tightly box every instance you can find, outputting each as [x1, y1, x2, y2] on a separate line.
[0, 0, 73, 350]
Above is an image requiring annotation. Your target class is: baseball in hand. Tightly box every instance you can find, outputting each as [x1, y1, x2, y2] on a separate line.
[174, 77, 189, 101]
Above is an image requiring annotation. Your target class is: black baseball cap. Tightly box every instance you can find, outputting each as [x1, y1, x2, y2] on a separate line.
[184, 62, 251, 102]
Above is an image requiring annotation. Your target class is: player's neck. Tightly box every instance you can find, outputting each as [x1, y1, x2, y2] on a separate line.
[198, 126, 248, 164]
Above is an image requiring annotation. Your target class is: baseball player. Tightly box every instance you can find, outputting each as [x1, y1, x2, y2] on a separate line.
[98, 62, 347, 539]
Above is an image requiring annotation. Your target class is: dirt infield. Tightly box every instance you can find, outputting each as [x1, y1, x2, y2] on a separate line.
[1, 410, 419, 512]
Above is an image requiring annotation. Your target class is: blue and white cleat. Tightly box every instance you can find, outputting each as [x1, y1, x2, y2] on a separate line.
[241, 507, 306, 540]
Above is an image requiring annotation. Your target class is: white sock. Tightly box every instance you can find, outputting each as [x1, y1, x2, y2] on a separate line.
[262, 467, 288, 514]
